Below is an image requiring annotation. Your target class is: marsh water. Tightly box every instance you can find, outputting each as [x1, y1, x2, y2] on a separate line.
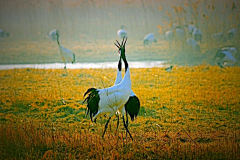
[0, 61, 166, 70]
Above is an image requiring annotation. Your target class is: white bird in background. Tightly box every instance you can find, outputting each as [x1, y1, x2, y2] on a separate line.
[143, 33, 157, 46]
[186, 38, 200, 52]
[83, 37, 133, 140]
[165, 30, 174, 41]
[113, 51, 140, 131]
[187, 24, 196, 35]
[47, 29, 58, 41]
[192, 28, 202, 42]
[165, 30, 174, 49]
[174, 26, 185, 41]
[227, 26, 239, 40]
[117, 25, 127, 39]
[214, 47, 237, 67]
[55, 30, 75, 69]
[0, 29, 10, 37]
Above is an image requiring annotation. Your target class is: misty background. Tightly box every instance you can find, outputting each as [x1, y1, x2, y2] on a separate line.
[0, 0, 239, 65]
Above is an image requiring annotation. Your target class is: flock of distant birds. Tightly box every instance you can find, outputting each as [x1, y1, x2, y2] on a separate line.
[164, 23, 239, 67]
[1, 24, 238, 68]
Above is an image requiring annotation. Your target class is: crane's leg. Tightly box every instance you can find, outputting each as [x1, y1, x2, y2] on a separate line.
[122, 116, 133, 140]
[102, 117, 111, 139]
[115, 114, 119, 132]
[126, 112, 129, 127]
[125, 112, 129, 138]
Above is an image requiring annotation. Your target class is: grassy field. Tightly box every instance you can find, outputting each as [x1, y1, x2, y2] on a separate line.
[0, 66, 240, 159]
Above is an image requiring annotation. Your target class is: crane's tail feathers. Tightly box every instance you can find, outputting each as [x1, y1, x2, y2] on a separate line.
[83, 88, 99, 122]
[83, 88, 97, 97]
[125, 95, 140, 122]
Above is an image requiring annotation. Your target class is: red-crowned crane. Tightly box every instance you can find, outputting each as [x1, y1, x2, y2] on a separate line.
[192, 28, 202, 42]
[143, 33, 157, 46]
[117, 25, 127, 39]
[227, 25, 240, 40]
[113, 48, 140, 131]
[214, 47, 237, 67]
[54, 30, 75, 69]
[47, 29, 58, 41]
[83, 37, 134, 140]
[186, 38, 200, 52]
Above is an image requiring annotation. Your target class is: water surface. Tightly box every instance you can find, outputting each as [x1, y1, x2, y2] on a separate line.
[0, 61, 167, 70]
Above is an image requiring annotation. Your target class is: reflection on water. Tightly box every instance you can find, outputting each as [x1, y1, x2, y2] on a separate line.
[0, 61, 167, 70]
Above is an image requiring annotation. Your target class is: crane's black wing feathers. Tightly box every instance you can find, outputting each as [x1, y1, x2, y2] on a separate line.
[125, 95, 140, 121]
[83, 88, 100, 121]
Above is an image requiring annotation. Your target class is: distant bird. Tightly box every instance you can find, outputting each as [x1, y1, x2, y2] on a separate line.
[165, 30, 174, 41]
[192, 28, 202, 42]
[212, 33, 226, 42]
[174, 26, 185, 41]
[117, 25, 127, 39]
[165, 30, 174, 49]
[187, 24, 196, 35]
[186, 38, 200, 52]
[83, 37, 133, 140]
[217, 62, 224, 68]
[55, 30, 75, 69]
[143, 33, 157, 45]
[227, 25, 239, 40]
[214, 47, 237, 67]
[114, 52, 140, 130]
[165, 66, 173, 72]
[47, 29, 58, 41]
[0, 29, 10, 37]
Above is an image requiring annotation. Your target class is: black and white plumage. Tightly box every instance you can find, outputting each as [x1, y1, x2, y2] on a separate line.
[54, 30, 75, 69]
[117, 25, 127, 39]
[0, 29, 10, 37]
[186, 38, 200, 52]
[47, 29, 58, 41]
[114, 55, 140, 126]
[214, 47, 237, 67]
[165, 66, 173, 72]
[143, 33, 157, 46]
[83, 37, 133, 140]
[192, 28, 202, 42]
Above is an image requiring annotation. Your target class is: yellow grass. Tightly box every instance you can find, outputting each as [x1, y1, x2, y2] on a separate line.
[0, 66, 240, 159]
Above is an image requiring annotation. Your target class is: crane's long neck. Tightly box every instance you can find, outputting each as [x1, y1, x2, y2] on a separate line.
[57, 34, 60, 46]
[123, 59, 128, 73]
[121, 57, 131, 86]
[114, 57, 122, 85]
